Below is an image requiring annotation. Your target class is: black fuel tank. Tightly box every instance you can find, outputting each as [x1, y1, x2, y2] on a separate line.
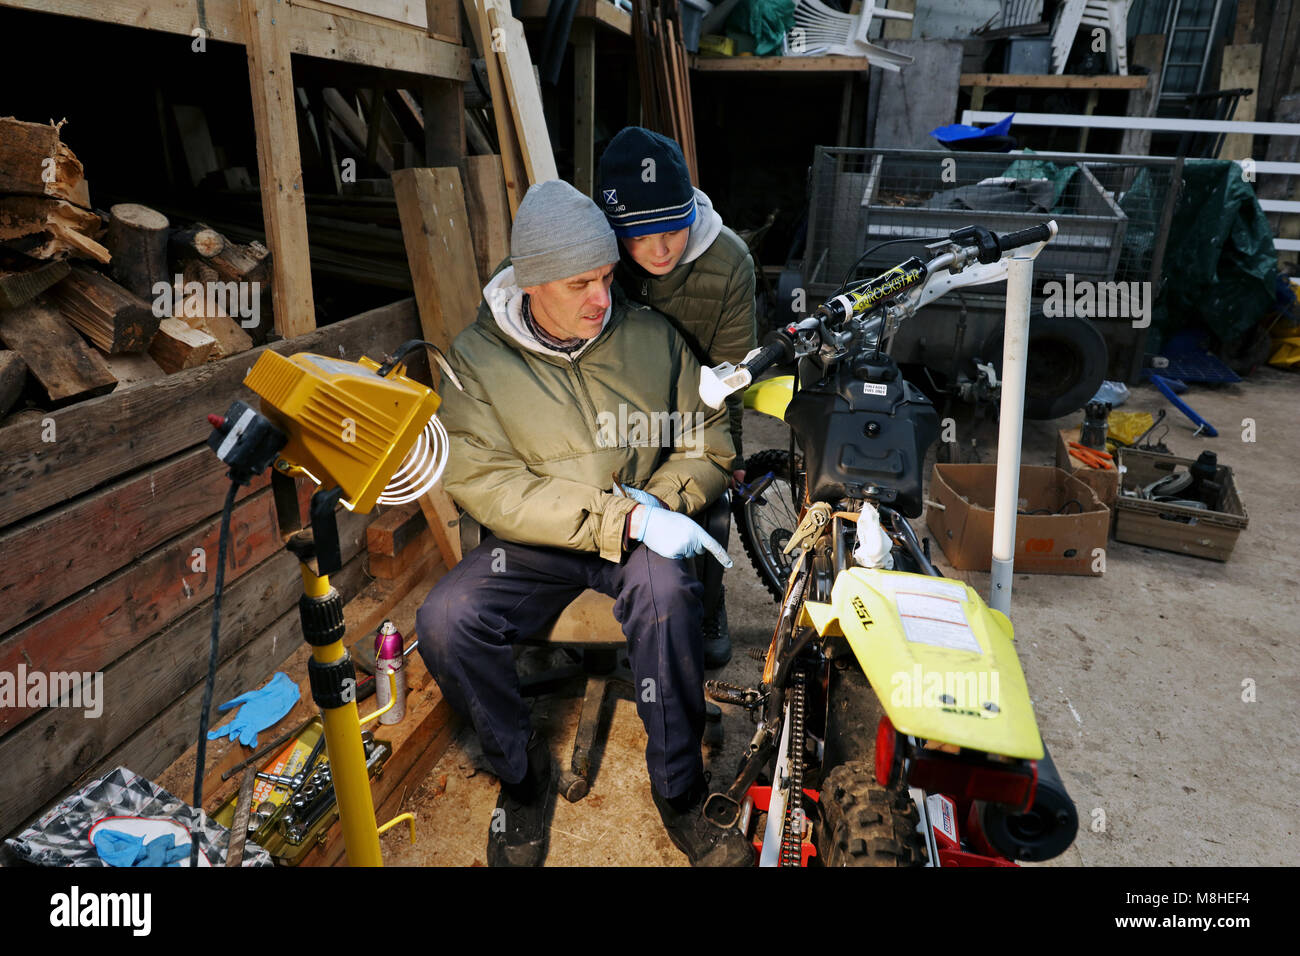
[784, 353, 939, 517]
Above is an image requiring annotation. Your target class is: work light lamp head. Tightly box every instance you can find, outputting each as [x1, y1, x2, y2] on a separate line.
[242, 350, 448, 513]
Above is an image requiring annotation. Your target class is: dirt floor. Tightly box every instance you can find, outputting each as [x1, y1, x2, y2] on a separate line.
[380, 367, 1299, 867]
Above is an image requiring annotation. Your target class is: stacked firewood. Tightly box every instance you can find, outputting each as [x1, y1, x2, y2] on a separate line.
[0, 117, 266, 420]
[632, 0, 699, 182]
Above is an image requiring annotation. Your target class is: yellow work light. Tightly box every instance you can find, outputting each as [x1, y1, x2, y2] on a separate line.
[201, 339, 457, 867]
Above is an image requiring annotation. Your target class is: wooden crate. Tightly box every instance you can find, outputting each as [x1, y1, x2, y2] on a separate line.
[1114, 449, 1248, 561]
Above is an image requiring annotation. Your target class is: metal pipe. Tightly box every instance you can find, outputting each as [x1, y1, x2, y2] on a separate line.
[990, 254, 1034, 614]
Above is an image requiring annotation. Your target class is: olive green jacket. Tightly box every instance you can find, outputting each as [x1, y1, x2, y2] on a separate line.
[436, 264, 734, 563]
[614, 190, 757, 465]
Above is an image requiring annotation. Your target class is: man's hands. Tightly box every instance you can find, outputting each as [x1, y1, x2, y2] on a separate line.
[628, 504, 732, 568]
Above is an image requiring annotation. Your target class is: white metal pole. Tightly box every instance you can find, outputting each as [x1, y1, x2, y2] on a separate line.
[990, 254, 1035, 614]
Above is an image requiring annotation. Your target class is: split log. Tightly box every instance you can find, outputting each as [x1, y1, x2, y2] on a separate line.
[169, 224, 226, 263]
[170, 279, 254, 360]
[0, 299, 116, 403]
[0, 257, 70, 309]
[46, 265, 161, 353]
[103, 351, 166, 390]
[196, 223, 272, 284]
[0, 350, 26, 416]
[0, 117, 91, 207]
[106, 203, 170, 298]
[0, 195, 109, 263]
[149, 317, 216, 372]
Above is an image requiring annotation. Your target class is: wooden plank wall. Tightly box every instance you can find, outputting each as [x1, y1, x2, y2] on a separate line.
[0, 298, 423, 839]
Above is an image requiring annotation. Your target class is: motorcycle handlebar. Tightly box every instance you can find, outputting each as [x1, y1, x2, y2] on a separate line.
[995, 220, 1057, 255]
[740, 332, 796, 379]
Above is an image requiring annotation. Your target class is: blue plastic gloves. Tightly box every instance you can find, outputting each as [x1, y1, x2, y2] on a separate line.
[629, 504, 732, 568]
[207, 671, 299, 748]
[94, 830, 191, 867]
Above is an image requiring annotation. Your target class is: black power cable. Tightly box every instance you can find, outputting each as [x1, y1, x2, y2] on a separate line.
[834, 235, 947, 297]
[191, 479, 240, 867]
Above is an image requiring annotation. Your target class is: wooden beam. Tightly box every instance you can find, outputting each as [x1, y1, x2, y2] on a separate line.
[1217, 45, 1261, 161]
[463, 154, 511, 284]
[424, 0, 460, 41]
[0, 447, 265, 636]
[242, 0, 317, 338]
[690, 54, 872, 72]
[391, 168, 481, 355]
[489, 6, 559, 185]
[516, 0, 630, 36]
[0, 298, 420, 531]
[573, 19, 596, 197]
[958, 73, 1149, 89]
[477, 0, 531, 214]
[0, 0, 469, 81]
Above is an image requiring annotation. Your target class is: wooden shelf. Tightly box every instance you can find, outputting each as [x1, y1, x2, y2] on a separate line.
[0, 0, 468, 79]
[517, 0, 631, 36]
[691, 54, 872, 72]
[959, 73, 1150, 89]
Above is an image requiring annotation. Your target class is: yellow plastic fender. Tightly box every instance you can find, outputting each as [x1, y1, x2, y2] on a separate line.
[743, 375, 794, 420]
[811, 568, 1044, 760]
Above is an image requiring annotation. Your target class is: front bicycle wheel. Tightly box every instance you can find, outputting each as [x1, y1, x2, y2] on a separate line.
[734, 448, 804, 602]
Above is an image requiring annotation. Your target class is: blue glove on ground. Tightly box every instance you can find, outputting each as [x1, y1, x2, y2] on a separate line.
[93, 829, 144, 867]
[207, 671, 300, 748]
[630, 504, 732, 568]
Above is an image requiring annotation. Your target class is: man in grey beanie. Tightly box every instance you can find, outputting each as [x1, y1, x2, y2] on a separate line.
[415, 180, 753, 868]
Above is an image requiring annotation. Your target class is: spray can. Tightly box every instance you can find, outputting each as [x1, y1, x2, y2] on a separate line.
[374, 620, 406, 724]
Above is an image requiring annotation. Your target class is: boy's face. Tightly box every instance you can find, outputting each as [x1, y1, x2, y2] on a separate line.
[620, 228, 689, 276]
[524, 264, 615, 340]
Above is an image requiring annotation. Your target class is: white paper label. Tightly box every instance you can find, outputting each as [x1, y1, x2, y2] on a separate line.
[863, 382, 889, 396]
[895, 591, 981, 653]
[927, 793, 958, 843]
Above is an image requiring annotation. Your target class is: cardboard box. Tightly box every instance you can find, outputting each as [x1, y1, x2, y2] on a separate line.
[1114, 448, 1248, 561]
[1055, 427, 1120, 514]
[925, 464, 1109, 575]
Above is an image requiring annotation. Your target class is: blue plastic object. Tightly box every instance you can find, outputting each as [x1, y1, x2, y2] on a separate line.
[1149, 373, 1218, 437]
[207, 671, 300, 748]
[93, 829, 145, 867]
[931, 113, 1014, 144]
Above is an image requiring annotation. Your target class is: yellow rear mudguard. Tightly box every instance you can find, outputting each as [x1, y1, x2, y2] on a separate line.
[743, 375, 794, 419]
[802, 568, 1044, 760]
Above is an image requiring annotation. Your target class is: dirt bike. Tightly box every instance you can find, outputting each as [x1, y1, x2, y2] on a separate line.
[696, 222, 1079, 866]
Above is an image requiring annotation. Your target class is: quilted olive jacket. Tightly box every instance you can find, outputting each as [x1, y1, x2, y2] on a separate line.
[435, 265, 734, 562]
[614, 190, 757, 466]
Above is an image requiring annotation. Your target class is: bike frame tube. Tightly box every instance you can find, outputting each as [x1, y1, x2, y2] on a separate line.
[990, 254, 1035, 614]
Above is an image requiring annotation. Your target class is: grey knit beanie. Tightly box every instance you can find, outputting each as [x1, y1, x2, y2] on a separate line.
[510, 180, 619, 287]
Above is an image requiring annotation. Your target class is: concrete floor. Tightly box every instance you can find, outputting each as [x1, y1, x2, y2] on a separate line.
[381, 368, 1299, 867]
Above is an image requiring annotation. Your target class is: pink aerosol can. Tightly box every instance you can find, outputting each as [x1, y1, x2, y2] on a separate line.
[374, 620, 406, 724]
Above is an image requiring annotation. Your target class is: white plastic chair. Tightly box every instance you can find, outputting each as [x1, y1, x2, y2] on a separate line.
[1052, 0, 1132, 75]
[788, 0, 915, 71]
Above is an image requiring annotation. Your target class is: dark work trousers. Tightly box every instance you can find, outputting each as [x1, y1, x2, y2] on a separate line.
[416, 534, 706, 800]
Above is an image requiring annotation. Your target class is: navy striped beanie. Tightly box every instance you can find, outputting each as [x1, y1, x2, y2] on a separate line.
[596, 127, 696, 238]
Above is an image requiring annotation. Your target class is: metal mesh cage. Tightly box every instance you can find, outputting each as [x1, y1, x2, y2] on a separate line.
[803, 147, 1180, 300]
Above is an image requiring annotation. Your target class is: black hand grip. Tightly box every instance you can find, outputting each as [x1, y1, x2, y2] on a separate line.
[996, 223, 1053, 253]
[742, 337, 792, 379]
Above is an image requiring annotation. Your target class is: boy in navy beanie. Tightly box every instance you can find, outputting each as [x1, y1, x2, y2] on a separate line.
[597, 127, 756, 669]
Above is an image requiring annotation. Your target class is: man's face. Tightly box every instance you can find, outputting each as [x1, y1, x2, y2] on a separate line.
[619, 228, 689, 276]
[524, 263, 615, 340]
